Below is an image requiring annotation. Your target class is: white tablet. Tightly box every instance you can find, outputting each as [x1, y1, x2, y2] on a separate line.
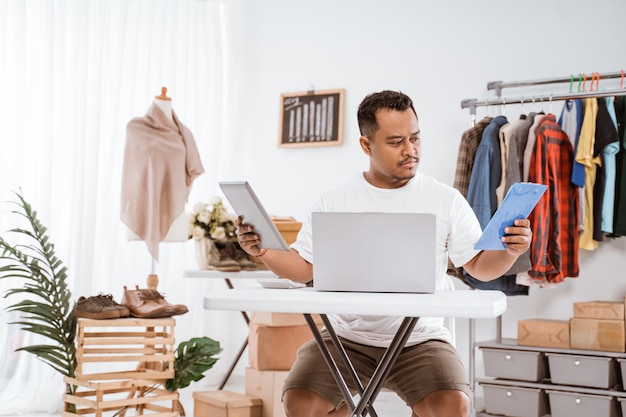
[219, 181, 290, 251]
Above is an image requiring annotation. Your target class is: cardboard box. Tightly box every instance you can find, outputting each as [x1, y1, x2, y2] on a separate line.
[248, 323, 313, 370]
[245, 368, 289, 417]
[517, 318, 570, 349]
[570, 317, 625, 352]
[250, 312, 323, 327]
[272, 217, 302, 245]
[574, 301, 625, 320]
[193, 390, 262, 417]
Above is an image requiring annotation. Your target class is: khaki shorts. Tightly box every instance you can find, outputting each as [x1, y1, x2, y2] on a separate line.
[283, 332, 472, 410]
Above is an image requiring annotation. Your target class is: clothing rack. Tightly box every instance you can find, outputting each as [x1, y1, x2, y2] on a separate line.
[461, 70, 626, 403]
[461, 70, 626, 120]
[486, 70, 625, 96]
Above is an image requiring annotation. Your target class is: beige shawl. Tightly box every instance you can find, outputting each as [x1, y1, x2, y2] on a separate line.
[121, 103, 204, 260]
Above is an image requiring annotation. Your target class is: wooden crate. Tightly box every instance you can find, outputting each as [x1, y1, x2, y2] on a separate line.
[63, 376, 178, 417]
[75, 318, 175, 381]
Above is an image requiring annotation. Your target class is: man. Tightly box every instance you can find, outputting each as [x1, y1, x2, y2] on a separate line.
[236, 90, 532, 417]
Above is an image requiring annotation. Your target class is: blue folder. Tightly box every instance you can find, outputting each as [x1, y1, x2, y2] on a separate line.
[474, 182, 548, 250]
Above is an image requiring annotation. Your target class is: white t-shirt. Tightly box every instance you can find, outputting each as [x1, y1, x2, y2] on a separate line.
[291, 172, 482, 347]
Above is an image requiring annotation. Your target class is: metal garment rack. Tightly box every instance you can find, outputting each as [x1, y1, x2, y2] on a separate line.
[460, 70, 626, 402]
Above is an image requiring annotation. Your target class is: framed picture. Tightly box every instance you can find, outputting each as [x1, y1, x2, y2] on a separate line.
[278, 88, 345, 148]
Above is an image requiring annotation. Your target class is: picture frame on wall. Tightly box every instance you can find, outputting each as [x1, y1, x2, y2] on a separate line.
[278, 88, 345, 148]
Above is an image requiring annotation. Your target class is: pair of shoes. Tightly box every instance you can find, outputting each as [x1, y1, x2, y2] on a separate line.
[76, 294, 130, 319]
[211, 240, 243, 272]
[232, 242, 258, 271]
[120, 286, 188, 318]
[215, 241, 258, 271]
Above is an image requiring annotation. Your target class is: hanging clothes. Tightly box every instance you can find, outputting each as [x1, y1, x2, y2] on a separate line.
[576, 98, 600, 251]
[496, 117, 527, 206]
[121, 103, 205, 260]
[613, 96, 626, 236]
[497, 117, 533, 276]
[454, 117, 493, 198]
[505, 113, 537, 192]
[522, 114, 545, 182]
[597, 97, 620, 235]
[527, 114, 579, 283]
[558, 99, 585, 232]
[467, 115, 508, 227]
[464, 115, 529, 296]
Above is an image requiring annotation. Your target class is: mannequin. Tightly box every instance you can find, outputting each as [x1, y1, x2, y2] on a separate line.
[125, 88, 189, 243]
[121, 86, 205, 260]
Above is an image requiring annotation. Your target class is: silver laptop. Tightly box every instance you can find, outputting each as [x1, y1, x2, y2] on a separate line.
[312, 212, 436, 293]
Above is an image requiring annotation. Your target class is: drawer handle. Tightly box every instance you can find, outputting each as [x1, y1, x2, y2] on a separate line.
[505, 354, 512, 360]
[574, 360, 581, 366]
[575, 398, 581, 405]
[506, 391, 512, 397]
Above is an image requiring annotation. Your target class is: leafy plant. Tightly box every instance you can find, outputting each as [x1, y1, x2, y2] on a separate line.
[166, 336, 222, 392]
[0, 191, 77, 379]
[0, 192, 221, 415]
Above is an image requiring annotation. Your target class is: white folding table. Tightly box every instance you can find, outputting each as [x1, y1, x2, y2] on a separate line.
[203, 287, 506, 417]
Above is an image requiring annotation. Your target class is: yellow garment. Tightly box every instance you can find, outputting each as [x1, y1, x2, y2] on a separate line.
[121, 103, 205, 260]
[575, 99, 600, 250]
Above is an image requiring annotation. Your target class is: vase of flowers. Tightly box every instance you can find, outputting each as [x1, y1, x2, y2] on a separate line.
[189, 197, 258, 271]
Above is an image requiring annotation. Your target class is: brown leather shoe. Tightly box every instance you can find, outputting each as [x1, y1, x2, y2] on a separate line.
[76, 294, 122, 319]
[141, 289, 188, 317]
[120, 285, 172, 318]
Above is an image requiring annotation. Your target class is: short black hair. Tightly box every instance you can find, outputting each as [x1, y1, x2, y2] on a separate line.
[357, 90, 417, 138]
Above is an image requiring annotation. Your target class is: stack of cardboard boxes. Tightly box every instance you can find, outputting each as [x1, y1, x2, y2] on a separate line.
[518, 299, 626, 352]
[245, 312, 322, 417]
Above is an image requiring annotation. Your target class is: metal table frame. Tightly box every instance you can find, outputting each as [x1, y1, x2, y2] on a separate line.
[203, 287, 507, 417]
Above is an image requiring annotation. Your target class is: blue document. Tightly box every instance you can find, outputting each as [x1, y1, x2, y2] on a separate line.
[474, 182, 548, 250]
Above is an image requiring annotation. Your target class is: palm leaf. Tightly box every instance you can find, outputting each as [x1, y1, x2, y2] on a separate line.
[0, 191, 76, 378]
[165, 336, 222, 392]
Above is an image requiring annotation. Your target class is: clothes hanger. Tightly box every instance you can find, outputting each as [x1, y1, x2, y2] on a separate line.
[549, 94, 553, 114]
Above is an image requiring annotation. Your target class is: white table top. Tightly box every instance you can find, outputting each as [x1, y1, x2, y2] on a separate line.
[203, 287, 506, 318]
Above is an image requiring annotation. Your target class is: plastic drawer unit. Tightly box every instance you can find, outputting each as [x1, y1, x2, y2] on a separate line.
[481, 383, 549, 417]
[482, 348, 548, 382]
[546, 353, 619, 389]
[547, 390, 619, 417]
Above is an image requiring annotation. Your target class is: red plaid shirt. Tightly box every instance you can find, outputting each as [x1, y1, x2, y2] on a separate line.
[528, 114, 580, 283]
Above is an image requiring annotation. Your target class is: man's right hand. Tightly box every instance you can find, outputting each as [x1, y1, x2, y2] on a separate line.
[236, 215, 266, 256]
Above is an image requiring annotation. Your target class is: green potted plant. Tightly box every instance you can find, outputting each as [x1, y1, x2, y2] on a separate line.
[0, 191, 221, 415]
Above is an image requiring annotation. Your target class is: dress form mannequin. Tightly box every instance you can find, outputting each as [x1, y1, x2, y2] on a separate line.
[125, 87, 189, 243]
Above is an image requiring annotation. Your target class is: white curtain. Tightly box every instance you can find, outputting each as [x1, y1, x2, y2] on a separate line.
[0, 0, 245, 413]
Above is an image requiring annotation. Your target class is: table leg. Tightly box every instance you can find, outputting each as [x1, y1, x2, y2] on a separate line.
[217, 278, 250, 390]
[303, 314, 356, 411]
[304, 314, 419, 417]
[318, 315, 378, 417]
[353, 317, 418, 417]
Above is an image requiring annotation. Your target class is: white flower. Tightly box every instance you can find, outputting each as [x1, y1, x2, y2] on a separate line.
[226, 212, 238, 223]
[197, 211, 211, 225]
[209, 196, 222, 206]
[210, 226, 226, 241]
[192, 225, 206, 240]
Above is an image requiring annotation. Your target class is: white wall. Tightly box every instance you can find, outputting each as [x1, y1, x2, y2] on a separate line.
[206, 0, 626, 393]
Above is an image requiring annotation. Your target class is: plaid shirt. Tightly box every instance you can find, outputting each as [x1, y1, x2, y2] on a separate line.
[454, 117, 493, 197]
[528, 114, 580, 283]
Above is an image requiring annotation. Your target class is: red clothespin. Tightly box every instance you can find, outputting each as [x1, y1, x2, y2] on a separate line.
[582, 73, 587, 92]
[621, 70, 625, 90]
